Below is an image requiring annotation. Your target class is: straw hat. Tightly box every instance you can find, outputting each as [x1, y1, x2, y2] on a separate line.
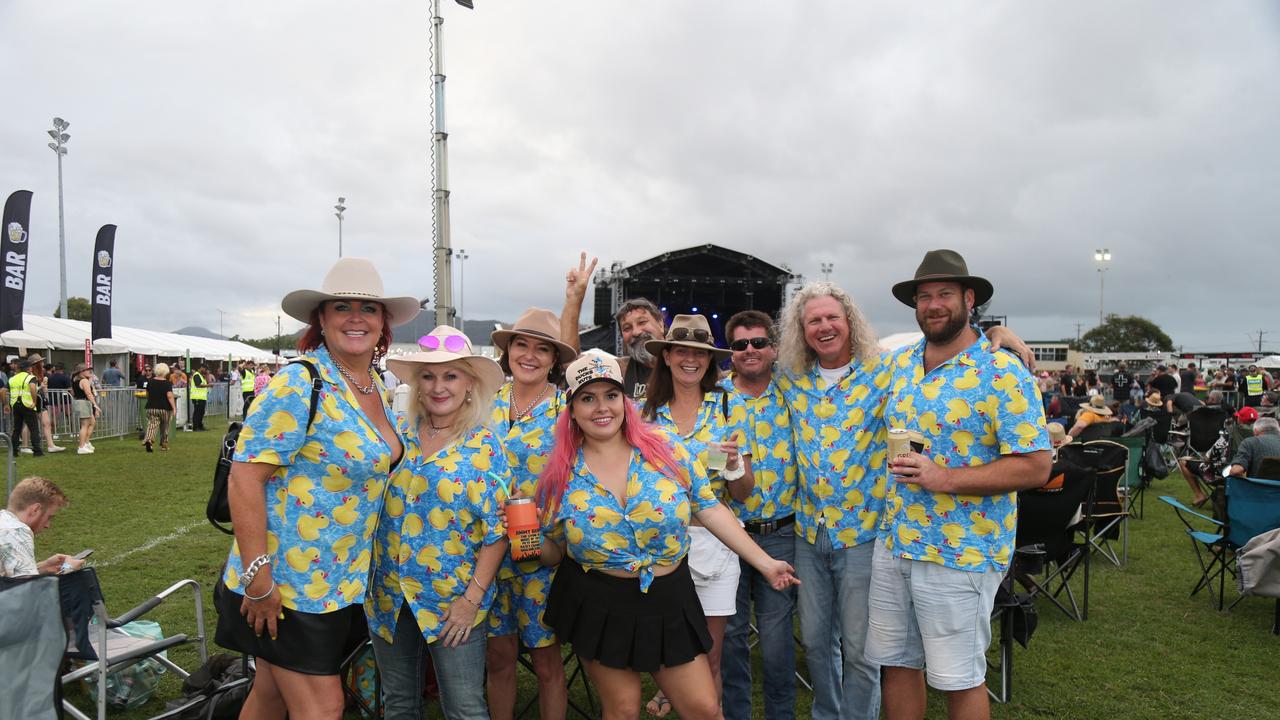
[891, 249, 994, 308]
[72, 362, 92, 376]
[1047, 422, 1073, 448]
[565, 352, 624, 400]
[643, 314, 731, 360]
[281, 257, 421, 325]
[385, 325, 503, 391]
[1145, 392, 1163, 408]
[1081, 394, 1112, 416]
[490, 308, 577, 365]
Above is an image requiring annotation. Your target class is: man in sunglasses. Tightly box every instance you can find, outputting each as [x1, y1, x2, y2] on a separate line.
[718, 310, 799, 720]
[613, 298, 666, 401]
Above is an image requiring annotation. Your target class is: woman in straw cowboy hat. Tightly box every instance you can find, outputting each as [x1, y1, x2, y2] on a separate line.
[215, 257, 418, 720]
[639, 314, 751, 716]
[534, 353, 797, 720]
[366, 325, 513, 720]
[484, 307, 578, 720]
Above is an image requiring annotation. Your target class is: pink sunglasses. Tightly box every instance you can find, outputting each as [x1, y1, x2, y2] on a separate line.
[419, 334, 468, 352]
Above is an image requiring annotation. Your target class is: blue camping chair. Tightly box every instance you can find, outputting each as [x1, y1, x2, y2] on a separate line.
[1160, 475, 1280, 610]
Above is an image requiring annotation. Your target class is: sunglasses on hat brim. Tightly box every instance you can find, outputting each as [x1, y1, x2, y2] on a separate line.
[668, 327, 712, 343]
[419, 334, 469, 352]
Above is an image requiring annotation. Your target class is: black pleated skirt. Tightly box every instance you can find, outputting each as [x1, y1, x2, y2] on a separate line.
[214, 582, 367, 676]
[544, 558, 711, 672]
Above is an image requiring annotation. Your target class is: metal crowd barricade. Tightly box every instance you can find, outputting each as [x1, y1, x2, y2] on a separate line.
[44, 387, 151, 442]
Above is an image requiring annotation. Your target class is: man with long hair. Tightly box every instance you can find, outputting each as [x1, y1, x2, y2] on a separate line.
[613, 298, 665, 402]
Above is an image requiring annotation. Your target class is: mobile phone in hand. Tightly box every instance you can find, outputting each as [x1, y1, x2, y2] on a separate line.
[73, 548, 94, 560]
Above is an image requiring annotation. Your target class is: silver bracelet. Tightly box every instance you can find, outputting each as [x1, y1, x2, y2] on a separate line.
[238, 554, 271, 587]
[245, 580, 276, 601]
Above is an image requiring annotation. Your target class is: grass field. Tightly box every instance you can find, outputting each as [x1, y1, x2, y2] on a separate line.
[24, 416, 1280, 719]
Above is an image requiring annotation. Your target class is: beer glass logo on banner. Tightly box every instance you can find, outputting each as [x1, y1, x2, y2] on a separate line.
[97, 250, 111, 268]
[6, 222, 26, 245]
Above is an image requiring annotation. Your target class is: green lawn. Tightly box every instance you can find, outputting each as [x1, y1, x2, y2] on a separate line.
[26, 419, 1280, 719]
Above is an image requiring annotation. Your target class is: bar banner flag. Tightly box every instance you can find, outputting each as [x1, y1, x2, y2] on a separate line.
[91, 224, 116, 340]
[1, 190, 34, 333]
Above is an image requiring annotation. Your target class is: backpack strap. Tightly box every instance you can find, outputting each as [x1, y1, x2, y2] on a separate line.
[290, 359, 323, 430]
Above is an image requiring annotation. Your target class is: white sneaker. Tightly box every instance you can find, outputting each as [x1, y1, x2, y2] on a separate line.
[18, 448, 33, 456]
[47, 445, 67, 453]
[86, 442, 96, 451]
[77, 446, 94, 455]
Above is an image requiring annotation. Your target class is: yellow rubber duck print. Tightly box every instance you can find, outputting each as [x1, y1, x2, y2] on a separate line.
[304, 570, 331, 600]
[332, 495, 360, 526]
[298, 511, 330, 541]
[286, 546, 320, 572]
[265, 411, 298, 440]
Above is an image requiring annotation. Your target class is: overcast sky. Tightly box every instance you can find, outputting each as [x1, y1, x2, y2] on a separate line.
[3, 2, 1277, 351]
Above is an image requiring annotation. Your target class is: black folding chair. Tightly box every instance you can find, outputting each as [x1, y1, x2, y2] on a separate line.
[1139, 407, 1174, 445]
[1077, 440, 1132, 567]
[1015, 444, 1098, 620]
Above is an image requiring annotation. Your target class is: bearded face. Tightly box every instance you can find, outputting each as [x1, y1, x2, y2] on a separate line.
[913, 281, 972, 344]
[627, 331, 656, 367]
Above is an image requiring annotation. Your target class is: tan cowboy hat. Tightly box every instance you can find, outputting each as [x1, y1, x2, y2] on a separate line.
[891, 249, 994, 308]
[281, 257, 421, 325]
[1145, 392, 1163, 408]
[1081, 394, 1112, 416]
[72, 362, 92, 375]
[386, 325, 504, 391]
[21, 353, 45, 368]
[565, 351, 624, 400]
[643, 314, 731, 360]
[1047, 422, 1073, 448]
[490, 308, 577, 365]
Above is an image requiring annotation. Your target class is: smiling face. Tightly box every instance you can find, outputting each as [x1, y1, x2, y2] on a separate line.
[913, 280, 973, 343]
[662, 345, 713, 389]
[507, 334, 557, 386]
[802, 295, 851, 368]
[729, 325, 776, 382]
[619, 308, 662, 347]
[415, 361, 475, 426]
[319, 299, 385, 362]
[571, 382, 626, 444]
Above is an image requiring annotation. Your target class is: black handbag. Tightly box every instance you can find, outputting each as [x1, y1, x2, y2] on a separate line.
[1142, 441, 1169, 478]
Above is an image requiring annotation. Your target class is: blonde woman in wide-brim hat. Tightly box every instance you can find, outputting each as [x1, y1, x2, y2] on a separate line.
[215, 257, 419, 720]
[484, 307, 579, 719]
[368, 325, 513, 719]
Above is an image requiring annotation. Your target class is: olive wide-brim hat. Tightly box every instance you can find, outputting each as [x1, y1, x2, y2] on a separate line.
[490, 308, 577, 365]
[281, 257, 421, 325]
[643, 314, 732, 360]
[891, 249, 994, 308]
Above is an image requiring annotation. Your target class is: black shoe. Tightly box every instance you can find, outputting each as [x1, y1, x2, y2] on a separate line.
[145, 441, 153, 453]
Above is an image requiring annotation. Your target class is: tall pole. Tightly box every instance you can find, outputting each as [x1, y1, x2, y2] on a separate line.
[47, 117, 71, 320]
[431, 0, 456, 328]
[217, 308, 226, 338]
[455, 249, 469, 330]
[820, 262, 833, 282]
[334, 197, 346, 257]
[1093, 248, 1111, 325]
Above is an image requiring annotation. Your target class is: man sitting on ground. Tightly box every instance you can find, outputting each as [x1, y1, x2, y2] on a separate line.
[0, 476, 84, 577]
[1228, 416, 1280, 479]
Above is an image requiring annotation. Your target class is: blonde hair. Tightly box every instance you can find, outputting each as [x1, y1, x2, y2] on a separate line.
[153, 363, 171, 379]
[7, 476, 68, 512]
[776, 281, 880, 375]
[404, 360, 498, 444]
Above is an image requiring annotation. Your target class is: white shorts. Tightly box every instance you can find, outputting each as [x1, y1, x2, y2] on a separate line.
[865, 538, 1002, 691]
[687, 526, 740, 616]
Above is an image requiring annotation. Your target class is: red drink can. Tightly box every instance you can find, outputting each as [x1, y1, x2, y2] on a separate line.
[506, 497, 542, 561]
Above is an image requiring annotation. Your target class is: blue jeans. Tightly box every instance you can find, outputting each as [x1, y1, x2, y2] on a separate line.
[795, 533, 879, 720]
[371, 603, 489, 720]
[722, 526, 798, 720]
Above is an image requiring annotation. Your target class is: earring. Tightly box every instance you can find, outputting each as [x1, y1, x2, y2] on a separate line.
[465, 391, 472, 403]
[320, 329, 326, 337]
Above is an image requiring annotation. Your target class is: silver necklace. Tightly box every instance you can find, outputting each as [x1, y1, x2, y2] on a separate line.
[511, 383, 551, 421]
[334, 359, 376, 395]
[425, 421, 452, 439]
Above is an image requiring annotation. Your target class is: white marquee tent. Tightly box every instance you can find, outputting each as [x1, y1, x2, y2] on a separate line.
[2, 315, 278, 363]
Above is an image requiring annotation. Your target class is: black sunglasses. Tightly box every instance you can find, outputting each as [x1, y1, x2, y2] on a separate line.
[730, 337, 773, 351]
[669, 327, 711, 343]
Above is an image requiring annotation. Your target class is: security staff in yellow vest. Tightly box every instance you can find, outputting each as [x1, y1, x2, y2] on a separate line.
[1243, 364, 1270, 408]
[9, 354, 45, 458]
[239, 361, 256, 414]
[190, 363, 209, 431]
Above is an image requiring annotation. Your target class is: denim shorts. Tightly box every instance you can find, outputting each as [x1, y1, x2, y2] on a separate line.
[865, 539, 1002, 691]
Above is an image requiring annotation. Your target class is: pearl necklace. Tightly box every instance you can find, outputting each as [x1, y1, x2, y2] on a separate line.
[334, 358, 376, 395]
[511, 383, 551, 422]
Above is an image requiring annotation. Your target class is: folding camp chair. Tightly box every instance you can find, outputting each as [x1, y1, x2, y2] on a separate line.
[1254, 456, 1280, 480]
[516, 646, 597, 720]
[0, 575, 66, 720]
[1077, 440, 1131, 567]
[1115, 417, 1156, 518]
[1014, 444, 1098, 621]
[1139, 407, 1173, 445]
[1076, 420, 1123, 442]
[59, 568, 208, 720]
[1160, 475, 1280, 610]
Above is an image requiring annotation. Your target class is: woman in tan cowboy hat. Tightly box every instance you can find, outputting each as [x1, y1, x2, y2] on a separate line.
[215, 257, 419, 720]
[366, 325, 512, 719]
[484, 307, 578, 720]
[640, 314, 751, 715]
[1067, 393, 1118, 439]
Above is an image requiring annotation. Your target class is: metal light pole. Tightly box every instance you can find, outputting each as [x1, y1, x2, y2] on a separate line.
[820, 262, 833, 282]
[216, 308, 226, 338]
[455, 248, 469, 330]
[430, 0, 476, 329]
[334, 197, 346, 257]
[47, 117, 71, 320]
[1094, 248, 1111, 325]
